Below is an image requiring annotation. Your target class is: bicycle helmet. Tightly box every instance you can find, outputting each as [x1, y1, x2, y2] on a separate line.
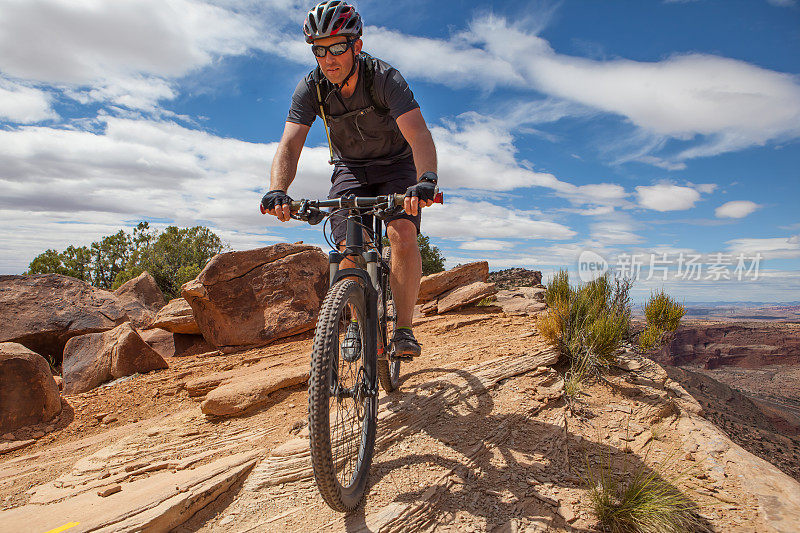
[303, 1, 363, 44]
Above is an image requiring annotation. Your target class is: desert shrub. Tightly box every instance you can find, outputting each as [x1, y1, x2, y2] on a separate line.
[638, 290, 685, 353]
[538, 271, 632, 369]
[638, 326, 664, 352]
[644, 290, 685, 333]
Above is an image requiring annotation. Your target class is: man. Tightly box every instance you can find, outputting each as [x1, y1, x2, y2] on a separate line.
[261, 0, 438, 358]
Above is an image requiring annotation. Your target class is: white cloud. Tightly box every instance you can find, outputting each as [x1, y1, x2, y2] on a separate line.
[370, 15, 800, 163]
[767, 0, 796, 6]
[424, 197, 576, 241]
[726, 234, 800, 259]
[0, 77, 57, 123]
[636, 184, 701, 211]
[715, 200, 761, 219]
[0, 0, 298, 113]
[590, 219, 644, 245]
[458, 240, 514, 251]
[0, 116, 340, 272]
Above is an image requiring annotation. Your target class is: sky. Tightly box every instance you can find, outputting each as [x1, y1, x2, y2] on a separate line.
[1, 0, 799, 304]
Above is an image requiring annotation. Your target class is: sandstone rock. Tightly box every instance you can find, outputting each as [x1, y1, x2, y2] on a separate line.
[114, 271, 166, 311]
[200, 366, 309, 417]
[182, 243, 328, 350]
[113, 272, 165, 329]
[0, 274, 129, 363]
[146, 298, 201, 335]
[486, 268, 543, 290]
[417, 262, 489, 304]
[62, 323, 168, 394]
[0, 343, 62, 432]
[139, 328, 215, 358]
[494, 288, 547, 315]
[53, 375, 63, 391]
[436, 281, 497, 314]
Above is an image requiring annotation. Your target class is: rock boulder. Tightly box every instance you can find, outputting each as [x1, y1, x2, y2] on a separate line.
[146, 298, 201, 335]
[423, 281, 498, 315]
[493, 287, 548, 315]
[113, 272, 166, 328]
[417, 262, 489, 304]
[0, 343, 62, 432]
[62, 323, 168, 394]
[182, 243, 328, 351]
[0, 274, 129, 364]
[139, 328, 216, 358]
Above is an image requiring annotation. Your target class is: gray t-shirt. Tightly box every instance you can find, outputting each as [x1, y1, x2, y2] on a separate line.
[287, 55, 420, 166]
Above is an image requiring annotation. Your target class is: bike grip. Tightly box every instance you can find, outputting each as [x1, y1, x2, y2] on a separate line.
[433, 192, 444, 204]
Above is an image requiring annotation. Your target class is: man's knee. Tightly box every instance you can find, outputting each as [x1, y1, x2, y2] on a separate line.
[386, 219, 418, 251]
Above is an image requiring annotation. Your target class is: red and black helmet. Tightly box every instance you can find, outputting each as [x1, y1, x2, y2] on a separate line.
[303, 1, 363, 44]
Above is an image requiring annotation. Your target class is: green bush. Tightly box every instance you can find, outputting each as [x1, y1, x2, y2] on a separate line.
[644, 290, 685, 333]
[538, 271, 632, 369]
[638, 326, 664, 352]
[27, 222, 224, 299]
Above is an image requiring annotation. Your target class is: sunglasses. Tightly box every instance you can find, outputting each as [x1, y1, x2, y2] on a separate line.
[311, 39, 354, 58]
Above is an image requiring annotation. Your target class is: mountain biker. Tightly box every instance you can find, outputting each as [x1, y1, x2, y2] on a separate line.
[261, 0, 438, 359]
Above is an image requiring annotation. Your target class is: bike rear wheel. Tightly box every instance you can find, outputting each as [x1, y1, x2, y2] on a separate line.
[377, 247, 401, 392]
[308, 279, 377, 512]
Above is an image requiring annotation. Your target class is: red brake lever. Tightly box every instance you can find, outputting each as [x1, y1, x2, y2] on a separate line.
[433, 192, 444, 204]
[259, 204, 267, 214]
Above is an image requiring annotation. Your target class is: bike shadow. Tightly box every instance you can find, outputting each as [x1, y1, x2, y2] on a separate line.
[342, 366, 711, 532]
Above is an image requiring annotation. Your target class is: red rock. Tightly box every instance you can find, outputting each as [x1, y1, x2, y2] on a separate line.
[0, 342, 62, 432]
[0, 274, 129, 364]
[417, 262, 489, 304]
[62, 323, 168, 394]
[200, 366, 309, 417]
[113, 272, 166, 329]
[182, 243, 328, 350]
[139, 328, 215, 358]
[494, 288, 547, 315]
[146, 298, 201, 335]
[436, 281, 498, 314]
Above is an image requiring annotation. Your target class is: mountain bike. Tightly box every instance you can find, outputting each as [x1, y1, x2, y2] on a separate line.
[262, 191, 441, 511]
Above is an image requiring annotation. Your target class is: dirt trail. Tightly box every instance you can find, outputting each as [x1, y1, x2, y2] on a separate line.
[1, 309, 797, 532]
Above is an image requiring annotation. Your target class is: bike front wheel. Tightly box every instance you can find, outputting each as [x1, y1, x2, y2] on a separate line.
[308, 278, 377, 512]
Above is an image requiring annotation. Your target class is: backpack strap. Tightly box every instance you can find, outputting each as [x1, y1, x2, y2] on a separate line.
[359, 52, 389, 115]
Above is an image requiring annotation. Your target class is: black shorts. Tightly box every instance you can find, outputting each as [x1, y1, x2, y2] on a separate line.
[328, 161, 420, 245]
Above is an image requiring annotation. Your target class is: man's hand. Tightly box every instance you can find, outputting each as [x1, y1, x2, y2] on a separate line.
[404, 173, 437, 216]
[261, 190, 293, 221]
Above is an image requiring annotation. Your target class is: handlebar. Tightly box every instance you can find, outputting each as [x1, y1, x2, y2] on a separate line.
[259, 191, 443, 215]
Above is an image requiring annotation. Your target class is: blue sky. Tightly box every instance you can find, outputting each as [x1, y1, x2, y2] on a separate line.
[1, 0, 799, 303]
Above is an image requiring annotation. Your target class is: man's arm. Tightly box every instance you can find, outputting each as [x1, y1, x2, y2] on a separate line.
[267, 121, 311, 221]
[396, 108, 437, 216]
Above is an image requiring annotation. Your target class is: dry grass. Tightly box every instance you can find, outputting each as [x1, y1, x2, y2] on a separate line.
[643, 290, 686, 333]
[585, 447, 704, 533]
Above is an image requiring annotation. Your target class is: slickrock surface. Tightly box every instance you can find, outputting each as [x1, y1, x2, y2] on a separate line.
[1, 309, 797, 533]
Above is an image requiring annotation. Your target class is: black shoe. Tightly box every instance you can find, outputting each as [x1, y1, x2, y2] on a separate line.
[341, 321, 362, 363]
[391, 328, 421, 360]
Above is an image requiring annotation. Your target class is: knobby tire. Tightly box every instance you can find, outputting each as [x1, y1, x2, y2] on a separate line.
[308, 279, 377, 512]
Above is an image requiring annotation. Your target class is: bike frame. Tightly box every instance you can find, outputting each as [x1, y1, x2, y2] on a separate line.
[326, 210, 386, 398]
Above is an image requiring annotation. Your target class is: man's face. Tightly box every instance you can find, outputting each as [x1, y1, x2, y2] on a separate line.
[313, 35, 362, 86]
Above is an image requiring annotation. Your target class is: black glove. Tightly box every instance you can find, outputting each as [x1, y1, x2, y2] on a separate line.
[261, 190, 292, 213]
[405, 172, 438, 202]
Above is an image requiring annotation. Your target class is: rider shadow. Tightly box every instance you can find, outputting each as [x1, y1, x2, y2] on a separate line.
[343, 366, 711, 532]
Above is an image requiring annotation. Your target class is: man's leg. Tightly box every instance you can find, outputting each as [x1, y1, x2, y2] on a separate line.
[386, 218, 421, 330]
